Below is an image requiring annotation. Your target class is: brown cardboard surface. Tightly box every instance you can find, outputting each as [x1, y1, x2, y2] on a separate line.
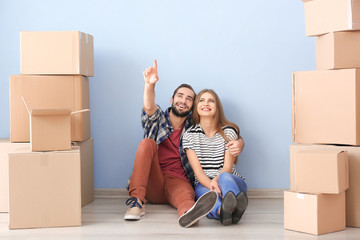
[8, 147, 81, 229]
[295, 150, 349, 194]
[292, 69, 360, 145]
[72, 138, 94, 207]
[0, 140, 29, 212]
[316, 31, 360, 69]
[284, 191, 346, 235]
[23, 98, 89, 152]
[10, 75, 90, 142]
[304, 0, 360, 36]
[22, 103, 73, 152]
[290, 144, 360, 227]
[20, 31, 94, 76]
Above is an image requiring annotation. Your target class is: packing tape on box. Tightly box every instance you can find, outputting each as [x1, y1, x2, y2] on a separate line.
[71, 109, 90, 115]
[75, 31, 79, 74]
[349, 0, 353, 28]
[297, 193, 305, 200]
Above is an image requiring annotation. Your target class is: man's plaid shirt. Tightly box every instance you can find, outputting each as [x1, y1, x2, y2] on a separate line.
[141, 105, 195, 187]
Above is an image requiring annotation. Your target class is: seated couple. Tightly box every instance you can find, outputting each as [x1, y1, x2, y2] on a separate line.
[125, 60, 248, 227]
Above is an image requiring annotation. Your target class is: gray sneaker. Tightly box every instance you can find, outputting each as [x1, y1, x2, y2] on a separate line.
[178, 191, 218, 228]
[232, 192, 248, 224]
[219, 191, 237, 226]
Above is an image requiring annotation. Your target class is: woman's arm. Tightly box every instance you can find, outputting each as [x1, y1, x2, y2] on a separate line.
[223, 150, 236, 173]
[186, 149, 222, 194]
[186, 149, 212, 188]
[212, 150, 235, 180]
[210, 150, 236, 195]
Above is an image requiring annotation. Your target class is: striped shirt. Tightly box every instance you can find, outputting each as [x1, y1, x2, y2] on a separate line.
[182, 124, 243, 186]
[141, 105, 195, 186]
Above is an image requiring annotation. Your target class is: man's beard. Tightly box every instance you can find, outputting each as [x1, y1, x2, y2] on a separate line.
[171, 103, 191, 118]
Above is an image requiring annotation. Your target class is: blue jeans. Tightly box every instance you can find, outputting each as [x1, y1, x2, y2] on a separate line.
[195, 172, 247, 220]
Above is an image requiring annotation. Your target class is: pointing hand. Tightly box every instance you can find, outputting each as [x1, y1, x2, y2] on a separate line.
[143, 59, 159, 85]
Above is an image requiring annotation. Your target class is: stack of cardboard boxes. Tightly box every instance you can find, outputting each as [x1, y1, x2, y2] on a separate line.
[285, 0, 360, 235]
[0, 31, 95, 229]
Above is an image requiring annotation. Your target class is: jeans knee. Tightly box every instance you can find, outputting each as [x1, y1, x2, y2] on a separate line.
[219, 172, 233, 183]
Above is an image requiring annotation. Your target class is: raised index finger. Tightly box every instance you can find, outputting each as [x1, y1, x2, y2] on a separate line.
[154, 59, 157, 70]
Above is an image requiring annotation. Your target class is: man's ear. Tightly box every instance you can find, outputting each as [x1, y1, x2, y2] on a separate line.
[170, 97, 173, 105]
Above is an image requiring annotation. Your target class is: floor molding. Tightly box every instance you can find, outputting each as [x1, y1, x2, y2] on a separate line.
[95, 188, 285, 199]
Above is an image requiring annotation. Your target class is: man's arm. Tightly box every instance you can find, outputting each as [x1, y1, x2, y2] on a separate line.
[143, 59, 159, 116]
[226, 136, 244, 157]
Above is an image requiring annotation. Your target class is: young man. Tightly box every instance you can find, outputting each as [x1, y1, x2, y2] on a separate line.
[124, 60, 244, 227]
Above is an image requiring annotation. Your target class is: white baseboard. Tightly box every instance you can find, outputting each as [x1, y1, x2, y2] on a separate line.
[246, 188, 285, 199]
[95, 188, 128, 199]
[95, 188, 285, 199]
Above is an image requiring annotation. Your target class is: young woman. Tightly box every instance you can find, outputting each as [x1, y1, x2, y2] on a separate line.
[182, 89, 248, 226]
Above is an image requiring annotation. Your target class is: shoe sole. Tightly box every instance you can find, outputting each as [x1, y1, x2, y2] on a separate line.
[124, 211, 145, 221]
[232, 192, 248, 224]
[220, 191, 237, 226]
[178, 191, 218, 228]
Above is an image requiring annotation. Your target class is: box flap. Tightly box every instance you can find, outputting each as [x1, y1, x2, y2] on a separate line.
[31, 109, 71, 116]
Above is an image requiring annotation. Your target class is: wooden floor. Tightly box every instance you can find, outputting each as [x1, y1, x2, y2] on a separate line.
[1, 196, 360, 239]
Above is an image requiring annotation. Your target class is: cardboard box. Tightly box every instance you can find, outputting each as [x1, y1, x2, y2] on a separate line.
[295, 150, 349, 194]
[290, 144, 360, 227]
[304, 0, 360, 36]
[316, 31, 360, 70]
[292, 69, 360, 145]
[10, 75, 90, 142]
[9, 147, 81, 229]
[28, 108, 72, 151]
[72, 138, 94, 207]
[20, 31, 94, 76]
[1, 139, 93, 213]
[22, 98, 89, 152]
[0, 140, 29, 212]
[284, 191, 346, 235]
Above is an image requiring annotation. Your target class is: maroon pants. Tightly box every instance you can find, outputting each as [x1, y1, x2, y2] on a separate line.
[128, 138, 195, 216]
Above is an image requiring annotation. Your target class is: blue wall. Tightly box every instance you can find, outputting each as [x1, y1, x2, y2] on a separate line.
[0, 0, 315, 189]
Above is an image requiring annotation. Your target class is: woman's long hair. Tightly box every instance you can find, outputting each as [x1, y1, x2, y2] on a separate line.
[192, 89, 240, 164]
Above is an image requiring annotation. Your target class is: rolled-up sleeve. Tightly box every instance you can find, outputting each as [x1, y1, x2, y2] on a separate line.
[141, 107, 161, 139]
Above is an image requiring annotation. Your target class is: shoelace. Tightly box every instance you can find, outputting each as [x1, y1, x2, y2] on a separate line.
[126, 197, 143, 209]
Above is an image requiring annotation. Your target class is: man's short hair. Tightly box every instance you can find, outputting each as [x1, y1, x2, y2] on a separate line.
[172, 84, 196, 100]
